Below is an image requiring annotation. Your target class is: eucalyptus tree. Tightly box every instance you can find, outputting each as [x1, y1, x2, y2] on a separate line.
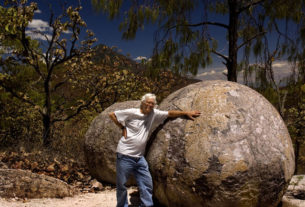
[0, 0, 101, 146]
[92, 0, 285, 81]
[242, 0, 305, 113]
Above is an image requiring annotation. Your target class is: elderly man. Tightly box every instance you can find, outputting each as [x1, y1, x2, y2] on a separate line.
[109, 93, 200, 207]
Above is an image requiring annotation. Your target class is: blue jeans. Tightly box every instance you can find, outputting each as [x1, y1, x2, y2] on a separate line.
[116, 153, 153, 207]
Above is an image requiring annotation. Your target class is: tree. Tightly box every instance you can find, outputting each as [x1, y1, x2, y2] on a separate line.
[242, 0, 305, 115]
[92, 0, 289, 81]
[286, 83, 305, 174]
[0, 0, 101, 146]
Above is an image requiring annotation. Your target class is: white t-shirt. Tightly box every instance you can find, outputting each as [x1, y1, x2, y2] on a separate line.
[115, 108, 168, 157]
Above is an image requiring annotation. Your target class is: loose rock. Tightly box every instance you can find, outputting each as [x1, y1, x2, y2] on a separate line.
[282, 175, 305, 207]
[0, 169, 75, 198]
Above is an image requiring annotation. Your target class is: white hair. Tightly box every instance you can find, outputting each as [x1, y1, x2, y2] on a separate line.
[141, 93, 157, 104]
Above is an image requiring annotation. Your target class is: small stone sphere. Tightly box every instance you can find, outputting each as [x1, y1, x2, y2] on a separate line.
[147, 80, 295, 207]
[84, 101, 140, 184]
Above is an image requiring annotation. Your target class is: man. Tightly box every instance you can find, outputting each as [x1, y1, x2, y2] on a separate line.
[109, 93, 200, 207]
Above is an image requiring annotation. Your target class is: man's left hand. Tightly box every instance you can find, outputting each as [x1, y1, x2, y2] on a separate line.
[186, 111, 201, 121]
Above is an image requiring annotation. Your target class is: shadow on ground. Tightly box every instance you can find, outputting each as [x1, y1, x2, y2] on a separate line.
[128, 189, 166, 207]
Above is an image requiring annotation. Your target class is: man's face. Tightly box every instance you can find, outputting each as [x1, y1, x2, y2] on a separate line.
[142, 98, 155, 114]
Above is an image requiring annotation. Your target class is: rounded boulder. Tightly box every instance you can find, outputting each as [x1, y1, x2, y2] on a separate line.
[147, 80, 295, 207]
[84, 101, 140, 184]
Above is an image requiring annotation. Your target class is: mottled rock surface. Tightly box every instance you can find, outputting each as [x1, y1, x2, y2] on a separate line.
[84, 101, 140, 184]
[147, 80, 295, 207]
[0, 169, 75, 198]
[282, 175, 305, 207]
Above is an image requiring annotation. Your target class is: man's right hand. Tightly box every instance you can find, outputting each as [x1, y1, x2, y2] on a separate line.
[122, 127, 127, 138]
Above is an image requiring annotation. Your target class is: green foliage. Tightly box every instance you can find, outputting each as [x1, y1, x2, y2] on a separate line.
[210, 1, 228, 15]
[0, 89, 42, 148]
[0, 33, 195, 152]
[258, 80, 305, 173]
[93, 0, 305, 84]
[286, 83, 305, 139]
[0, 0, 100, 146]
[92, 0, 304, 81]
[89, 44, 196, 109]
[91, 0, 122, 19]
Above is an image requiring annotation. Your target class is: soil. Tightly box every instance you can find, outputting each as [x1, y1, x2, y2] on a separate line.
[0, 150, 143, 207]
[0, 187, 141, 207]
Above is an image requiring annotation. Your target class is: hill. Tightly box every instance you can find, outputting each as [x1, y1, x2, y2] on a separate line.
[91, 44, 200, 103]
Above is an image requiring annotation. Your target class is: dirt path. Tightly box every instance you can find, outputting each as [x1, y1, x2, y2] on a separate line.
[0, 187, 140, 207]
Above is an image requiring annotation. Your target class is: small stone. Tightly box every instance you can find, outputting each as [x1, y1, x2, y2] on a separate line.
[282, 174, 305, 206]
[90, 179, 103, 190]
[31, 162, 38, 170]
[85, 175, 92, 182]
[60, 164, 69, 172]
[75, 182, 83, 186]
[46, 163, 55, 172]
[77, 172, 84, 179]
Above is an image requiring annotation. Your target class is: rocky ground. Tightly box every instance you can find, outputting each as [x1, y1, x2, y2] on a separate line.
[0, 150, 304, 207]
[0, 187, 140, 207]
[0, 149, 142, 206]
[0, 150, 98, 193]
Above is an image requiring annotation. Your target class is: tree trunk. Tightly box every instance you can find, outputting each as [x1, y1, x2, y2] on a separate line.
[227, 0, 239, 82]
[42, 114, 52, 146]
[294, 139, 300, 174]
[42, 78, 52, 147]
[294, 127, 302, 174]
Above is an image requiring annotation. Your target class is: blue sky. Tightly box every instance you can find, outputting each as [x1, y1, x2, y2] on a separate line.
[28, 0, 230, 63]
[29, 0, 157, 61]
[26, 0, 296, 83]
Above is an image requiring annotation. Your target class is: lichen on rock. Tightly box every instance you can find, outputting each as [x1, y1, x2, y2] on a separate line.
[147, 80, 295, 207]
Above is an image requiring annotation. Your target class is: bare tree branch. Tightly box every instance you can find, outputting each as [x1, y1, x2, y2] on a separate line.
[274, 21, 295, 44]
[45, 12, 56, 69]
[20, 22, 44, 79]
[180, 21, 229, 29]
[212, 49, 229, 62]
[52, 88, 100, 123]
[51, 79, 69, 93]
[69, 20, 79, 56]
[238, 0, 266, 14]
[237, 31, 266, 50]
[164, 21, 229, 36]
[0, 82, 43, 115]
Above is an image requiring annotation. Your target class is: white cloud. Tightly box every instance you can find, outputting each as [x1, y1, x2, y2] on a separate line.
[198, 70, 217, 77]
[134, 56, 147, 61]
[26, 19, 72, 40]
[272, 61, 289, 68]
[25, 30, 52, 41]
[196, 68, 227, 81]
[27, 19, 52, 32]
[0, 46, 13, 54]
[62, 30, 72, 34]
[195, 60, 296, 85]
[34, 9, 42, 14]
[26, 19, 52, 41]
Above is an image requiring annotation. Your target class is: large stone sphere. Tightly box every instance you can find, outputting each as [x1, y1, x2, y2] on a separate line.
[84, 101, 140, 184]
[146, 80, 295, 207]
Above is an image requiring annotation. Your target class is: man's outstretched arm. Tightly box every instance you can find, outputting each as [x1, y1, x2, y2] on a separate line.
[168, 110, 201, 121]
